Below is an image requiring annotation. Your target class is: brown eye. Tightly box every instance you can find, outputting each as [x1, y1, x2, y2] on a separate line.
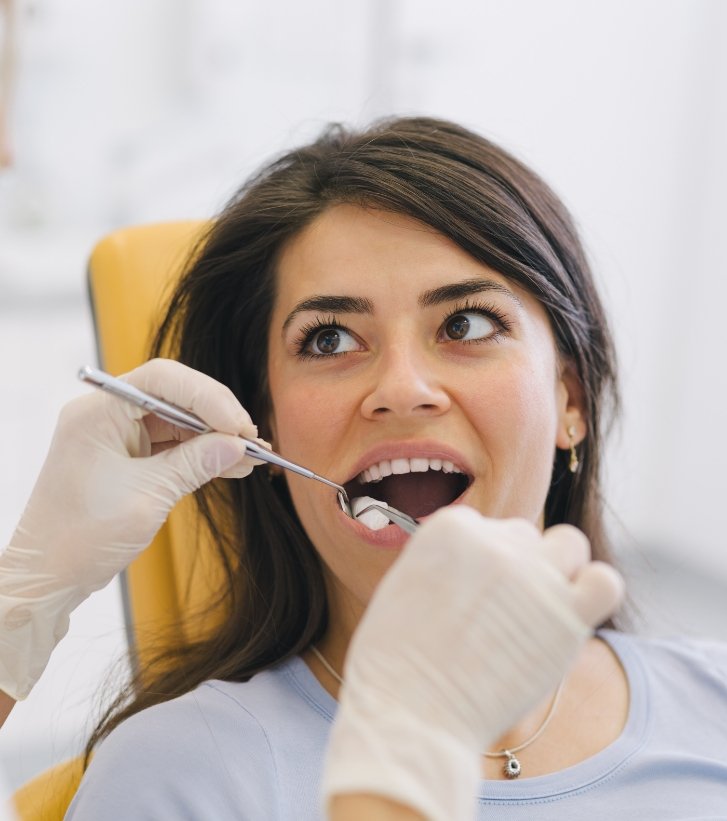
[313, 329, 341, 354]
[445, 314, 470, 340]
[440, 311, 498, 343]
[299, 324, 361, 358]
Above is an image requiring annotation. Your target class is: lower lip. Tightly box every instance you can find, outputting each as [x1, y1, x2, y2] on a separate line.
[336, 485, 473, 549]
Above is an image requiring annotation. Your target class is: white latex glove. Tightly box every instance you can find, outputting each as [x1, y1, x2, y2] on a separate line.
[0, 358, 264, 700]
[323, 506, 624, 821]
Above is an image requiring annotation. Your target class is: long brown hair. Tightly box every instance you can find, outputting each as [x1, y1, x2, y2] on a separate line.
[86, 116, 619, 756]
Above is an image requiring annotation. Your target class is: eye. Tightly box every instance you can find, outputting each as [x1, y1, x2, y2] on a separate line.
[303, 325, 360, 357]
[441, 311, 497, 342]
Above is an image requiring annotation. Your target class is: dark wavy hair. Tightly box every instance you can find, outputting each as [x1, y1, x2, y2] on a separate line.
[86, 116, 619, 757]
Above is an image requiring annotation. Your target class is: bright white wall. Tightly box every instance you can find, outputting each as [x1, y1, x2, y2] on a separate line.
[1, 0, 726, 790]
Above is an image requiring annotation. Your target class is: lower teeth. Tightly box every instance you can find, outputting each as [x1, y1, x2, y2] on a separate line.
[351, 496, 391, 531]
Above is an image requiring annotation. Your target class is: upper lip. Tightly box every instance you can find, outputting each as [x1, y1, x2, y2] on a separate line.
[342, 440, 474, 485]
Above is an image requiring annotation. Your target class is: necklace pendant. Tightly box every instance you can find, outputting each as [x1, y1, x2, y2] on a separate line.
[503, 752, 521, 779]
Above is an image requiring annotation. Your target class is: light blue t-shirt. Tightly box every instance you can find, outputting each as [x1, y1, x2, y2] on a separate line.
[66, 631, 727, 819]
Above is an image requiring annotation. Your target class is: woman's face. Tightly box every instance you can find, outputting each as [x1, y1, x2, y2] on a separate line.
[267, 204, 581, 640]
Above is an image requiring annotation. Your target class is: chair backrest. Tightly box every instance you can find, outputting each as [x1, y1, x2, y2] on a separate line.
[87, 220, 232, 670]
[12, 758, 85, 820]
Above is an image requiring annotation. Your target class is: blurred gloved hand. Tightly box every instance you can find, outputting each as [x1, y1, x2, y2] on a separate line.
[323, 507, 624, 821]
[0, 359, 264, 700]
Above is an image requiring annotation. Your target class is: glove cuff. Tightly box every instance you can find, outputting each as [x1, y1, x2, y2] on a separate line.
[0, 586, 83, 700]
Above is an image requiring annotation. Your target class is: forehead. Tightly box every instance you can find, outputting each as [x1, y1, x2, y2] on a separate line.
[273, 204, 532, 311]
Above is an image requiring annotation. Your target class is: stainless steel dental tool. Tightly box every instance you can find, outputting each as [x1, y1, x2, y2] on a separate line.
[77, 366, 419, 533]
[354, 503, 418, 534]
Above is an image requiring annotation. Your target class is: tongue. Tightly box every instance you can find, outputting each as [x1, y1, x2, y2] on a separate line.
[367, 472, 462, 519]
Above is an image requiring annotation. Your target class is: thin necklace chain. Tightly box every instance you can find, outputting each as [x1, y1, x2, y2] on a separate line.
[310, 645, 565, 759]
[484, 677, 565, 757]
[311, 645, 344, 684]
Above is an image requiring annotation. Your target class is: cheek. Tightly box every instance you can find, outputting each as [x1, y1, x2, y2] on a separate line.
[462, 359, 559, 440]
[458, 358, 560, 519]
[268, 371, 354, 465]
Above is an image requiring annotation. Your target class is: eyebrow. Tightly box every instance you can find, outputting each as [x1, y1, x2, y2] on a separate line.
[281, 277, 522, 332]
[418, 278, 523, 309]
[282, 295, 375, 332]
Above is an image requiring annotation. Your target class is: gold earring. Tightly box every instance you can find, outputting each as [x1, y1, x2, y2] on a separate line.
[567, 425, 580, 474]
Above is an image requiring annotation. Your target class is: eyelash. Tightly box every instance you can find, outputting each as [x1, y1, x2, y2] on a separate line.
[294, 314, 345, 361]
[440, 299, 513, 342]
[294, 300, 513, 360]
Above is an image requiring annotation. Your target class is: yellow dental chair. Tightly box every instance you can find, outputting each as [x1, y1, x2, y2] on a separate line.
[12, 220, 222, 819]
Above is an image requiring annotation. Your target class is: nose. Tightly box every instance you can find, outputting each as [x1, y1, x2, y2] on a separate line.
[360, 339, 451, 420]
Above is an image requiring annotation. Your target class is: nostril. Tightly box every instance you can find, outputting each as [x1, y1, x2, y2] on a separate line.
[370, 403, 442, 417]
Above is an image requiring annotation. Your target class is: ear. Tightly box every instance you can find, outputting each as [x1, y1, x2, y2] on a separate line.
[555, 360, 587, 450]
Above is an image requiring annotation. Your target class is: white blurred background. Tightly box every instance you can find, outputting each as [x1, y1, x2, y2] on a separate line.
[1, 0, 726, 793]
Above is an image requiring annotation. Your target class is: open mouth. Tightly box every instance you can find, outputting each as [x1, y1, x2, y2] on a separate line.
[343, 457, 473, 522]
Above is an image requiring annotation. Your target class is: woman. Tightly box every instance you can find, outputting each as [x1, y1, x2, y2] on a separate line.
[3, 117, 725, 818]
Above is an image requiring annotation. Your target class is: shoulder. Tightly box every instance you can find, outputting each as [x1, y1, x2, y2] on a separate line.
[66, 656, 334, 820]
[607, 629, 727, 668]
[604, 629, 727, 697]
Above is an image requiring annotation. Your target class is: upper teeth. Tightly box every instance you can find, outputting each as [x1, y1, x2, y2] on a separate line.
[357, 457, 464, 485]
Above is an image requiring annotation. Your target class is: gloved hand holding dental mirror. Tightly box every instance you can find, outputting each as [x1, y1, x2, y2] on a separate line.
[78, 365, 420, 534]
